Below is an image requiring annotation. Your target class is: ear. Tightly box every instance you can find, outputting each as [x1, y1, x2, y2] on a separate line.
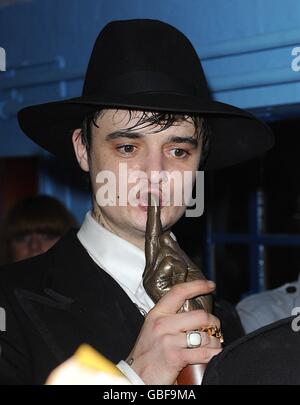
[72, 129, 89, 172]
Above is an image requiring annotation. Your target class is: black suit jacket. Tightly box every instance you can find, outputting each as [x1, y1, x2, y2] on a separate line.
[202, 316, 300, 385]
[0, 229, 243, 385]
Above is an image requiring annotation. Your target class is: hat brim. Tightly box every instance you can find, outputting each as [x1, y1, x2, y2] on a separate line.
[18, 93, 274, 170]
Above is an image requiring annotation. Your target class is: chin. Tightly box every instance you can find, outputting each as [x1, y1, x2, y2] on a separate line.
[129, 206, 149, 232]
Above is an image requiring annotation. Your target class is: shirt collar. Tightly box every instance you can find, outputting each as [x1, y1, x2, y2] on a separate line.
[77, 211, 146, 296]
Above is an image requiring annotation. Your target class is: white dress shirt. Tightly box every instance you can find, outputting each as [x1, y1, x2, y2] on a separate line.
[237, 274, 300, 334]
[77, 211, 156, 315]
[77, 211, 157, 384]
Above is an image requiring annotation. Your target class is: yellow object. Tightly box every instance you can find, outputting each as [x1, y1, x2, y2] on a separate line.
[74, 344, 123, 377]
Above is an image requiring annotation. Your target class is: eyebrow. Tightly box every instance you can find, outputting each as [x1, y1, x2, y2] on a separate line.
[169, 136, 198, 147]
[105, 130, 198, 147]
[105, 131, 144, 141]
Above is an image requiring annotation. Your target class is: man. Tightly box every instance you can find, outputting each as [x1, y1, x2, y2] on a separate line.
[237, 274, 300, 334]
[0, 19, 273, 385]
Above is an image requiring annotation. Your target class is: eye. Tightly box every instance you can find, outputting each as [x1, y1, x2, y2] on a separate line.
[116, 144, 137, 155]
[170, 148, 189, 158]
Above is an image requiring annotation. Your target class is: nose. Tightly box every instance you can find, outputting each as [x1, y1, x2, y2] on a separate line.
[27, 234, 43, 255]
[142, 149, 167, 186]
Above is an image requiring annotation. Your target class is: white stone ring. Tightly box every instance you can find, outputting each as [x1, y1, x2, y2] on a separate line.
[186, 330, 202, 349]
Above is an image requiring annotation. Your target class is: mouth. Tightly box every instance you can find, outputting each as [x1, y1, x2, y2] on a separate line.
[137, 191, 162, 211]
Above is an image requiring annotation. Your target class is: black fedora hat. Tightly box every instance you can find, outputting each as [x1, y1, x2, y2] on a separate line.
[18, 19, 274, 169]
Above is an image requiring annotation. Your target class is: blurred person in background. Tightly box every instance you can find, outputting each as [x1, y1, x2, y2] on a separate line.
[0, 195, 77, 265]
[237, 275, 300, 334]
[237, 194, 300, 334]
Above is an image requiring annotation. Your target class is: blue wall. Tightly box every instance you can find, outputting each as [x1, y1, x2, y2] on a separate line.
[1, 0, 300, 222]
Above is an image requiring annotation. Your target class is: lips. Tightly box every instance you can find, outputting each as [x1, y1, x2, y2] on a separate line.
[137, 191, 162, 208]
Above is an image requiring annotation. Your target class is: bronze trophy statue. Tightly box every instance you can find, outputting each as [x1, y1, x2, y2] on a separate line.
[143, 192, 218, 385]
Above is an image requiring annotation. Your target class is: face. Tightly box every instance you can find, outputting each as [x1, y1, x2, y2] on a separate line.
[11, 232, 60, 262]
[72, 109, 202, 248]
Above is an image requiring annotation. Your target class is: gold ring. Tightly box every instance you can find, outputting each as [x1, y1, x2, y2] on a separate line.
[201, 325, 224, 344]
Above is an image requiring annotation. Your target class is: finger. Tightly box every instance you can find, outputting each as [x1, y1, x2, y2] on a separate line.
[159, 231, 182, 254]
[150, 310, 219, 335]
[187, 267, 207, 282]
[159, 232, 203, 275]
[153, 280, 216, 314]
[156, 256, 188, 286]
[178, 332, 221, 349]
[156, 246, 186, 270]
[181, 347, 222, 365]
[146, 192, 163, 238]
[145, 192, 163, 266]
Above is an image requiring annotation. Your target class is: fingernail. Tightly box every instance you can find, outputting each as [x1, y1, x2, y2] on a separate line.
[207, 281, 216, 289]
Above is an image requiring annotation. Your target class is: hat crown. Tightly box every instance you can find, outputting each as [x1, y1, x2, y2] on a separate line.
[18, 20, 274, 171]
[82, 19, 210, 98]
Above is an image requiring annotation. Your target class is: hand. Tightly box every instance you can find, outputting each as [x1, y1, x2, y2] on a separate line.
[127, 280, 221, 385]
[126, 194, 221, 385]
[143, 192, 212, 312]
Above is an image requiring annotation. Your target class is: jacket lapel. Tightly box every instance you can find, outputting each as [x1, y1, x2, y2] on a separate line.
[14, 230, 144, 364]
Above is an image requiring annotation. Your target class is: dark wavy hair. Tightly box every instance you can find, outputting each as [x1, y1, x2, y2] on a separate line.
[79, 109, 210, 169]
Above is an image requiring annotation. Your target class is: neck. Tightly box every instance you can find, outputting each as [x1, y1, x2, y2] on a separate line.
[91, 208, 145, 251]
